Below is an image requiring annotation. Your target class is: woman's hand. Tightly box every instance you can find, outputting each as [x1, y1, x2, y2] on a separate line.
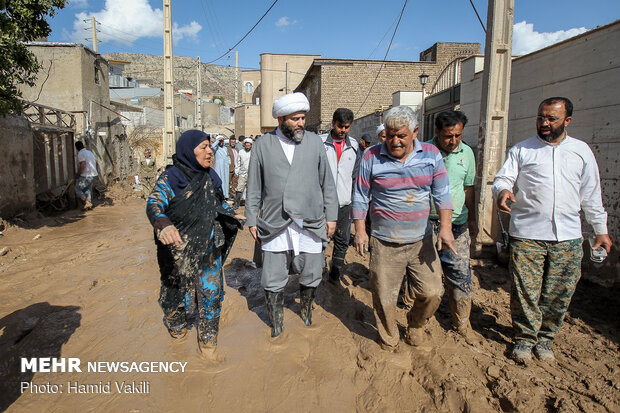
[158, 225, 182, 246]
[234, 214, 246, 221]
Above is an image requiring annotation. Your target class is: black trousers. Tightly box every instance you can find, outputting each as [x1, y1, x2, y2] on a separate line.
[331, 204, 352, 269]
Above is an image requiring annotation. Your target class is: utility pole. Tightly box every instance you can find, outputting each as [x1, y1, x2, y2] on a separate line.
[91, 17, 98, 53]
[196, 56, 202, 130]
[474, 0, 515, 252]
[285, 63, 289, 94]
[163, 0, 175, 164]
[234, 50, 239, 105]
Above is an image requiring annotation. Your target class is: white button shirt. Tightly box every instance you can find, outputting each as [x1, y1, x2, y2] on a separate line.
[492, 135, 607, 241]
[260, 128, 323, 255]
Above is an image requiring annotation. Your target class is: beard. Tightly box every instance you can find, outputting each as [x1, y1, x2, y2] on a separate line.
[280, 122, 304, 143]
[537, 123, 565, 142]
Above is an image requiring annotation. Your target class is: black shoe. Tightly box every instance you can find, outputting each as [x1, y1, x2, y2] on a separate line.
[264, 290, 284, 337]
[164, 308, 187, 339]
[299, 285, 317, 326]
[198, 317, 220, 349]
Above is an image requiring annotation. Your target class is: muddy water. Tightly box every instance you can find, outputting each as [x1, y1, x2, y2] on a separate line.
[0, 199, 618, 412]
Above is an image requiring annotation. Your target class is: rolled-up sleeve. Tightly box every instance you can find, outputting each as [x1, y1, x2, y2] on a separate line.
[351, 154, 372, 220]
[430, 152, 453, 211]
[492, 146, 519, 199]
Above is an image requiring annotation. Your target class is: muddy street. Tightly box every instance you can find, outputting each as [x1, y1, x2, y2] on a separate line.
[0, 197, 618, 412]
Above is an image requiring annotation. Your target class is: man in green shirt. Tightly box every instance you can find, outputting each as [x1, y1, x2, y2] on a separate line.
[429, 110, 477, 336]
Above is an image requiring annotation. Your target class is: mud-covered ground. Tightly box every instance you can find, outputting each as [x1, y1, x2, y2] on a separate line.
[0, 196, 618, 412]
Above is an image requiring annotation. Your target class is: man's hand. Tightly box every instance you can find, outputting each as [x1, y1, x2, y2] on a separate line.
[353, 219, 369, 257]
[497, 189, 516, 212]
[249, 226, 260, 244]
[592, 234, 612, 254]
[437, 227, 458, 255]
[326, 221, 337, 238]
[158, 225, 182, 246]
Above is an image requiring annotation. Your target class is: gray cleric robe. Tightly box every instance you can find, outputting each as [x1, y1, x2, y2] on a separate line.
[245, 129, 339, 244]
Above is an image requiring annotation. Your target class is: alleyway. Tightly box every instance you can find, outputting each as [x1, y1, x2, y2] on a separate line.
[0, 197, 618, 412]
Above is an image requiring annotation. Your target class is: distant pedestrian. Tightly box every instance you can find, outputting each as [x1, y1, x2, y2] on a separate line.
[352, 106, 455, 351]
[211, 135, 230, 198]
[377, 124, 386, 143]
[493, 97, 612, 363]
[245, 92, 338, 338]
[74, 141, 98, 210]
[227, 136, 239, 199]
[359, 133, 372, 151]
[138, 148, 158, 198]
[233, 138, 252, 209]
[320, 108, 361, 283]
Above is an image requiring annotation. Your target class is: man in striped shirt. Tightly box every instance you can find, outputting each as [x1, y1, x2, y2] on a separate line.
[352, 105, 456, 351]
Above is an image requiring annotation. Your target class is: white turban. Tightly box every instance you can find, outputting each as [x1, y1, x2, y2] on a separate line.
[243, 138, 253, 144]
[376, 124, 385, 134]
[272, 92, 310, 118]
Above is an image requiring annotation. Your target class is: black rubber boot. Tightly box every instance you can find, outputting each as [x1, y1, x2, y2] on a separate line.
[164, 308, 187, 339]
[198, 316, 220, 350]
[299, 285, 317, 326]
[328, 257, 344, 283]
[264, 290, 284, 337]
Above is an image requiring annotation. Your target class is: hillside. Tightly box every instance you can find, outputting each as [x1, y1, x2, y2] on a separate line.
[104, 52, 240, 102]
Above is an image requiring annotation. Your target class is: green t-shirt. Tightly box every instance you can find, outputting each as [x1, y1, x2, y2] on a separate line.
[429, 138, 476, 225]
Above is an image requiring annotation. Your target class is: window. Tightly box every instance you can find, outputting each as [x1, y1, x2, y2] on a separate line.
[244, 81, 253, 94]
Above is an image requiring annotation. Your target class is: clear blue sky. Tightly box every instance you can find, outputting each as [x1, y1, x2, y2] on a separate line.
[47, 0, 620, 70]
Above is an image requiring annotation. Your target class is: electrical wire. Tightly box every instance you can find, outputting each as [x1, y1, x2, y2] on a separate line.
[356, 0, 408, 116]
[206, 0, 280, 64]
[366, 16, 398, 59]
[468, 0, 486, 33]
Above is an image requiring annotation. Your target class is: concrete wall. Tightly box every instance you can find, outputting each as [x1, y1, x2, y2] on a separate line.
[297, 43, 480, 131]
[350, 112, 382, 145]
[235, 105, 261, 137]
[242, 70, 261, 104]
[0, 116, 35, 217]
[260, 54, 320, 130]
[459, 21, 620, 284]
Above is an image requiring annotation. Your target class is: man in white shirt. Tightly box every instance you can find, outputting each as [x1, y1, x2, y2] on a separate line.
[245, 92, 338, 338]
[492, 97, 612, 363]
[74, 141, 98, 210]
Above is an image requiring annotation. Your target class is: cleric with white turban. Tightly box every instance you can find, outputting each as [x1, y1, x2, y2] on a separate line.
[271, 92, 310, 143]
[376, 123, 386, 143]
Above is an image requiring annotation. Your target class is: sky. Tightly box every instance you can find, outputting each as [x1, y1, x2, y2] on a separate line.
[46, 0, 620, 71]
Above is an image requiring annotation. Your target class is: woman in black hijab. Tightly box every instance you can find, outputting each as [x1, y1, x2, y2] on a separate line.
[146, 130, 243, 352]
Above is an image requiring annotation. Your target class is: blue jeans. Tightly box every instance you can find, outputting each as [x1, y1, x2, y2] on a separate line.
[76, 176, 96, 201]
[431, 220, 472, 295]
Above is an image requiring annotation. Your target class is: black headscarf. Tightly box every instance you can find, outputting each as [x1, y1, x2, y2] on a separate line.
[158, 130, 240, 292]
[163, 130, 222, 196]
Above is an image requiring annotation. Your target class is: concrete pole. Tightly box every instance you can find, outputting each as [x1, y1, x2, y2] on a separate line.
[234, 50, 239, 105]
[196, 56, 202, 130]
[285, 63, 289, 94]
[474, 0, 514, 252]
[163, 0, 175, 164]
[91, 17, 98, 53]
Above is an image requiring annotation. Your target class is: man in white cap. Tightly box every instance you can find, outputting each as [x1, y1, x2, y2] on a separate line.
[232, 137, 253, 209]
[377, 123, 386, 143]
[245, 92, 338, 338]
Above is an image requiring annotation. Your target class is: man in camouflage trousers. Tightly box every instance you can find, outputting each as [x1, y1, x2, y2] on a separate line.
[492, 97, 612, 363]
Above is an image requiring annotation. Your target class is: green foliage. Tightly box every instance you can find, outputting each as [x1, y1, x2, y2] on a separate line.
[0, 0, 66, 115]
[212, 95, 226, 105]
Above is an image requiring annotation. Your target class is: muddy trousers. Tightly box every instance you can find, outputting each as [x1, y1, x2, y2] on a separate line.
[261, 250, 323, 292]
[509, 237, 583, 346]
[370, 236, 444, 348]
[76, 176, 96, 202]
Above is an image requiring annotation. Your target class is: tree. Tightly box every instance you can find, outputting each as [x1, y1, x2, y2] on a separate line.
[0, 0, 66, 115]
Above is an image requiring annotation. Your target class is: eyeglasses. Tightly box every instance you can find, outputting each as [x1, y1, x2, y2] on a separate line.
[536, 116, 563, 123]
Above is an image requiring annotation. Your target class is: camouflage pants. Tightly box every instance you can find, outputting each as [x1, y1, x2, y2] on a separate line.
[509, 237, 583, 345]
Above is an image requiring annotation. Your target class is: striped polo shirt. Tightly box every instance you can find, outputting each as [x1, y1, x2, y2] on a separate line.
[351, 139, 453, 244]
